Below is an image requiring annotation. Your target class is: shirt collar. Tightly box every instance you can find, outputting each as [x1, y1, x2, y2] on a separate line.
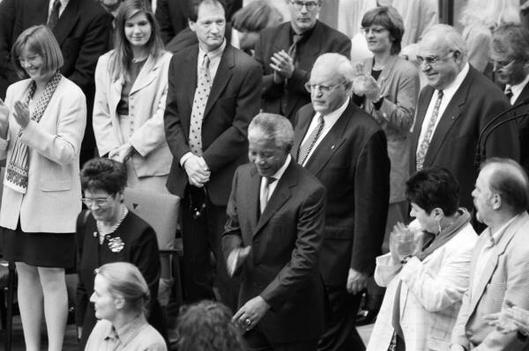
[321, 97, 350, 120]
[50, 0, 70, 12]
[104, 314, 147, 346]
[485, 214, 519, 246]
[198, 39, 226, 62]
[440, 62, 470, 96]
[270, 154, 291, 182]
[507, 74, 529, 103]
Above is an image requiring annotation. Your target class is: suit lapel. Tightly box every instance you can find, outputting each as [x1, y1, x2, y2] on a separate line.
[129, 55, 158, 96]
[52, 0, 80, 45]
[203, 45, 234, 120]
[514, 80, 529, 106]
[252, 162, 296, 237]
[423, 70, 474, 166]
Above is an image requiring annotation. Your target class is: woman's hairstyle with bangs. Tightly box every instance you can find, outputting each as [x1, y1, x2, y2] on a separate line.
[11, 25, 64, 79]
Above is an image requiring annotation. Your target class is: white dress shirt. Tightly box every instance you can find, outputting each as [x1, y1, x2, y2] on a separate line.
[506, 74, 529, 105]
[48, 0, 70, 19]
[260, 154, 291, 203]
[300, 97, 350, 166]
[417, 63, 470, 149]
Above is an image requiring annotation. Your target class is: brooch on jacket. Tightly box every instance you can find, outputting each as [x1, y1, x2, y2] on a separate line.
[107, 237, 125, 253]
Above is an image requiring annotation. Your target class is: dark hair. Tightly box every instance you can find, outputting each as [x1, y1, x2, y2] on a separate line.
[189, 0, 227, 22]
[12, 25, 64, 79]
[361, 6, 404, 55]
[96, 262, 150, 315]
[231, 0, 281, 32]
[405, 167, 460, 216]
[111, 0, 164, 81]
[481, 158, 529, 214]
[491, 23, 529, 64]
[175, 300, 246, 351]
[80, 158, 128, 194]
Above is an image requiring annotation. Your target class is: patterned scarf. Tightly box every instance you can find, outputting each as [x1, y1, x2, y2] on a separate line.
[5, 72, 62, 194]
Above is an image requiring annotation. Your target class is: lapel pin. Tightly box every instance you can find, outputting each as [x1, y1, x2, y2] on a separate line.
[450, 116, 456, 120]
[331, 145, 335, 150]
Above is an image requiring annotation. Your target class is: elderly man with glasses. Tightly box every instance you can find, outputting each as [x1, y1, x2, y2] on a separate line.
[409, 24, 519, 213]
[254, 0, 351, 121]
[292, 53, 390, 351]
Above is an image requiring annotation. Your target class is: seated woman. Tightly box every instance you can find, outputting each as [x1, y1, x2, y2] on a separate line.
[76, 157, 165, 347]
[367, 168, 478, 351]
[85, 262, 167, 351]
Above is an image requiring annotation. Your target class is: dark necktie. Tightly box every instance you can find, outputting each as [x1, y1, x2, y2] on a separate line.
[298, 114, 325, 165]
[48, 0, 61, 30]
[505, 87, 513, 104]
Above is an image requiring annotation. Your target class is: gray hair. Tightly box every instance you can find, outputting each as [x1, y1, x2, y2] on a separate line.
[312, 53, 355, 84]
[491, 23, 529, 64]
[421, 24, 468, 61]
[248, 113, 294, 151]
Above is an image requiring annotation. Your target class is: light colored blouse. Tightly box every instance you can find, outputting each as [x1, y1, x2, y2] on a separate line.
[85, 315, 166, 351]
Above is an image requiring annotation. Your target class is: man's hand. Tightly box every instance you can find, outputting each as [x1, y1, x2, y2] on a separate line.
[352, 74, 381, 101]
[233, 296, 270, 331]
[270, 50, 295, 80]
[346, 268, 368, 294]
[389, 222, 422, 264]
[183, 155, 210, 187]
[109, 144, 134, 163]
[449, 344, 466, 351]
[13, 100, 30, 129]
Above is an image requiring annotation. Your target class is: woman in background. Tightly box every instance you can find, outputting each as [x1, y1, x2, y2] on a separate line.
[85, 262, 167, 351]
[0, 25, 86, 351]
[93, 0, 172, 193]
[352, 6, 420, 324]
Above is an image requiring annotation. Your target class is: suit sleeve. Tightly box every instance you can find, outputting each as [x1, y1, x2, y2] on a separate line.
[67, 10, 112, 91]
[0, 0, 16, 99]
[164, 55, 190, 162]
[260, 185, 326, 310]
[202, 62, 262, 172]
[351, 130, 390, 274]
[131, 226, 161, 298]
[129, 55, 171, 157]
[92, 55, 119, 156]
[20, 85, 87, 165]
[222, 168, 243, 258]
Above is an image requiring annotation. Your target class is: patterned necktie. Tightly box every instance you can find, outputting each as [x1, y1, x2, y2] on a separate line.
[505, 86, 513, 104]
[189, 53, 212, 156]
[260, 177, 277, 214]
[48, 0, 61, 30]
[298, 114, 325, 165]
[416, 90, 444, 170]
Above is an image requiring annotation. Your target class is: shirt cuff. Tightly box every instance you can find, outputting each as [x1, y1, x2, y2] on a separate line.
[180, 152, 193, 167]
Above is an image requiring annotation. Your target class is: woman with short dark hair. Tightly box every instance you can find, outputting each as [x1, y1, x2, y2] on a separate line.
[367, 168, 478, 351]
[0, 24, 86, 351]
[76, 157, 165, 348]
[84, 262, 166, 351]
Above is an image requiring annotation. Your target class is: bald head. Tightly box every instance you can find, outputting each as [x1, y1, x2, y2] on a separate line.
[482, 158, 529, 214]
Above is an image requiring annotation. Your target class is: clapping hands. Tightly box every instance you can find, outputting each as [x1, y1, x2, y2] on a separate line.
[389, 222, 422, 264]
[485, 303, 529, 336]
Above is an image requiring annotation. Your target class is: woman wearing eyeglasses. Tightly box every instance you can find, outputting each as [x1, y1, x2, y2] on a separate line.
[352, 6, 420, 324]
[92, 0, 172, 194]
[75, 157, 165, 348]
[0, 25, 85, 351]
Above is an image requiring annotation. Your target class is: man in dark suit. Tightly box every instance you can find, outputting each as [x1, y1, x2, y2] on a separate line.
[292, 53, 390, 351]
[223, 113, 326, 351]
[163, 0, 261, 310]
[254, 0, 351, 121]
[410, 24, 519, 211]
[0, 0, 112, 166]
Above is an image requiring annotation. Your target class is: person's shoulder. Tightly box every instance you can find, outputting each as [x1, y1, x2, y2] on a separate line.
[392, 57, 419, 77]
[260, 22, 289, 38]
[77, 0, 110, 18]
[58, 76, 85, 98]
[228, 45, 260, 69]
[315, 20, 349, 42]
[466, 66, 503, 97]
[135, 324, 167, 351]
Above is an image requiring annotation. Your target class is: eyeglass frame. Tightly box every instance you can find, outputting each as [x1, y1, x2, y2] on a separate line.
[416, 50, 456, 67]
[304, 81, 344, 94]
[490, 57, 516, 71]
[81, 194, 116, 207]
[289, 0, 321, 11]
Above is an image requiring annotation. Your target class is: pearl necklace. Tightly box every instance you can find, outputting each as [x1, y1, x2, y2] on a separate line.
[96, 205, 128, 245]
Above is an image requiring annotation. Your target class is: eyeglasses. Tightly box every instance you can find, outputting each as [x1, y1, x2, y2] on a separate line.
[304, 82, 342, 93]
[491, 58, 515, 71]
[416, 51, 455, 67]
[290, 0, 320, 11]
[82, 194, 114, 207]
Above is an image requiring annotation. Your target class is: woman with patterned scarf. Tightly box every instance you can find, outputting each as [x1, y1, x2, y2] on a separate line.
[0, 25, 86, 351]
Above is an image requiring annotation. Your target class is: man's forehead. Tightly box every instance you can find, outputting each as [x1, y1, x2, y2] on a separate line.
[197, 2, 225, 20]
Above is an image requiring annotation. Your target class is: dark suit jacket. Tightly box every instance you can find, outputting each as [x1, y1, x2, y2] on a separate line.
[254, 20, 351, 120]
[222, 161, 326, 343]
[0, 0, 112, 155]
[410, 66, 519, 209]
[293, 101, 390, 285]
[75, 211, 163, 347]
[163, 44, 262, 206]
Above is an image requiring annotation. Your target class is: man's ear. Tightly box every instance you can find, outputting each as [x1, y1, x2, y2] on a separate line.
[114, 294, 126, 310]
[188, 19, 196, 32]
